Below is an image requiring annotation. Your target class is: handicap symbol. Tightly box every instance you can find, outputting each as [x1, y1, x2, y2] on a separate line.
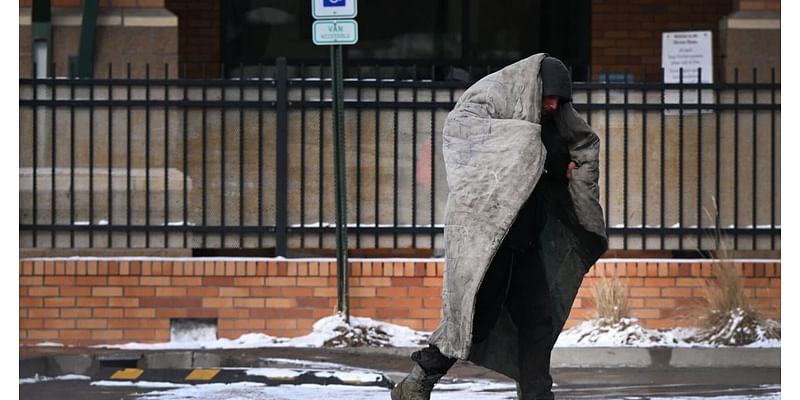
[323, 0, 346, 7]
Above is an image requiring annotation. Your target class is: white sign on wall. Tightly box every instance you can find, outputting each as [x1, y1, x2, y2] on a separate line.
[662, 31, 713, 83]
[661, 31, 714, 114]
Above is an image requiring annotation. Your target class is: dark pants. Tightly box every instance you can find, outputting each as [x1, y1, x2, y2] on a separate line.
[414, 183, 560, 399]
[414, 246, 555, 399]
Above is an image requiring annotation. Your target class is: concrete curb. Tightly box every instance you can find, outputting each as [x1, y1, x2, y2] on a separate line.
[19, 346, 780, 378]
[668, 347, 780, 368]
[550, 347, 781, 368]
[358, 346, 781, 369]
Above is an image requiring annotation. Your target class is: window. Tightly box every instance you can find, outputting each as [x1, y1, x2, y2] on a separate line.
[221, 0, 590, 80]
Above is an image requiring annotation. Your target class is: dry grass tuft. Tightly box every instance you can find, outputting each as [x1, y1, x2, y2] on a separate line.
[691, 201, 780, 345]
[592, 277, 630, 323]
[692, 263, 762, 345]
[323, 325, 393, 347]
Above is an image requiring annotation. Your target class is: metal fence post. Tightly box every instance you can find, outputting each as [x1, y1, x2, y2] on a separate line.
[275, 57, 289, 256]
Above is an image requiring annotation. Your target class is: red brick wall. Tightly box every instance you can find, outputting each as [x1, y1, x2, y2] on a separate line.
[573, 260, 780, 329]
[591, 0, 733, 81]
[19, 258, 780, 346]
[164, 0, 221, 78]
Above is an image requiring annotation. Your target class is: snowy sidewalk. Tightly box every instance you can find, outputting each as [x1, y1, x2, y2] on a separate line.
[21, 315, 780, 376]
[19, 350, 781, 400]
[20, 344, 780, 382]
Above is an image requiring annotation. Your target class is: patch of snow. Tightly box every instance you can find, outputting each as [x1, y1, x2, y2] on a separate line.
[311, 370, 386, 384]
[244, 368, 303, 380]
[649, 391, 781, 400]
[291, 222, 444, 228]
[435, 379, 518, 392]
[555, 318, 781, 348]
[555, 318, 691, 347]
[91, 332, 282, 350]
[288, 315, 429, 348]
[19, 374, 91, 384]
[128, 380, 525, 400]
[90, 314, 779, 350]
[259, 358, 348, 369]
[34, 342, 64, 347]
[689, 311, 781, 347]
[609, 223, 780, 229]
[72, 220, 191, 226]
[92, 380, 192, 388]
[245, 361, 386, 384]
[93, 315, 428, 350]
[131, 382, 390, 400]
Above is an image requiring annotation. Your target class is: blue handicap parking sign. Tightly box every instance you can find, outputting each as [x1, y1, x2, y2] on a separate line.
[323, 0, 346, 7]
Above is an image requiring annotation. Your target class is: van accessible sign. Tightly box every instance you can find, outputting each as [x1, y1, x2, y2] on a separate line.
[313, 20, 358, 45]
[661, 31, 713, 83]
[312, 0, 358, 45]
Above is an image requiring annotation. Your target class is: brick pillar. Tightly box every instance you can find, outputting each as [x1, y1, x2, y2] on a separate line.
[164, 0, 221, 78]
[718, 0, 780, 82]
[19, 4, 178, 78]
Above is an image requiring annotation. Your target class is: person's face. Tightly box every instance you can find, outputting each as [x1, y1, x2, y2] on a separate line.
[542, 95, 559, 115]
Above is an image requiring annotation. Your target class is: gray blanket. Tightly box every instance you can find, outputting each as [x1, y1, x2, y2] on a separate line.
[428, 53, 608, 380]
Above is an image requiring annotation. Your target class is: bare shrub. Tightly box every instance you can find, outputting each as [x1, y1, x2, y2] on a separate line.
[691, 201, 780, 345]
[692, 263, 762, 345]
[592, 276, 630, 323]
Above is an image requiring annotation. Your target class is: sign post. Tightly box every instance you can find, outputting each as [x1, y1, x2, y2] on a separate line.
[312, 0, 358, 324]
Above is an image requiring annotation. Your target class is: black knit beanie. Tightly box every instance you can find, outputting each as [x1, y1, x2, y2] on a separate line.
[540, 57, 573, 103]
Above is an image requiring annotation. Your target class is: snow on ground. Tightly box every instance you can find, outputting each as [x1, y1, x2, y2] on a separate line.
[259, 357, 354, 369]
[85, 314, 778, 351]
[100, 380, 521, 400]
[310, 369, 386, 384]
[555, 318, 688, 347]
[91, 381, 192, 389]
[19, 374, 90, 384]
[92, 380, 781, 400]
[92, 315, 429, 350]
[648, 392, 781, 400]
[222, 366, 385, 385]
[33, 342, 65, 347]
[243, 368, 303, 380]
[554, 318, 781, 348]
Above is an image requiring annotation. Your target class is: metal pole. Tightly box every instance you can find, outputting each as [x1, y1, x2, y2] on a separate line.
[276, 58, 289, 256]
[331, 45, 350, 323]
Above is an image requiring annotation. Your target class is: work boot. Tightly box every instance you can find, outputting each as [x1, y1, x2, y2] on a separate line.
[390, 364, 445, 400]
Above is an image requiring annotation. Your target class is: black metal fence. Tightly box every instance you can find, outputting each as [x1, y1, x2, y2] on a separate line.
[18, 59, 781, 255]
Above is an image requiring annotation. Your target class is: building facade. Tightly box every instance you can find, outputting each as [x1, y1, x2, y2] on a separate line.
[20, 0, 780, 81]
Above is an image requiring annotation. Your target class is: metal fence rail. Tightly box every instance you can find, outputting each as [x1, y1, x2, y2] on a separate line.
[18, 60, 781, 254]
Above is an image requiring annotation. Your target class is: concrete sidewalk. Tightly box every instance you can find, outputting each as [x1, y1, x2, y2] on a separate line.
[19, 345, 780, 379]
